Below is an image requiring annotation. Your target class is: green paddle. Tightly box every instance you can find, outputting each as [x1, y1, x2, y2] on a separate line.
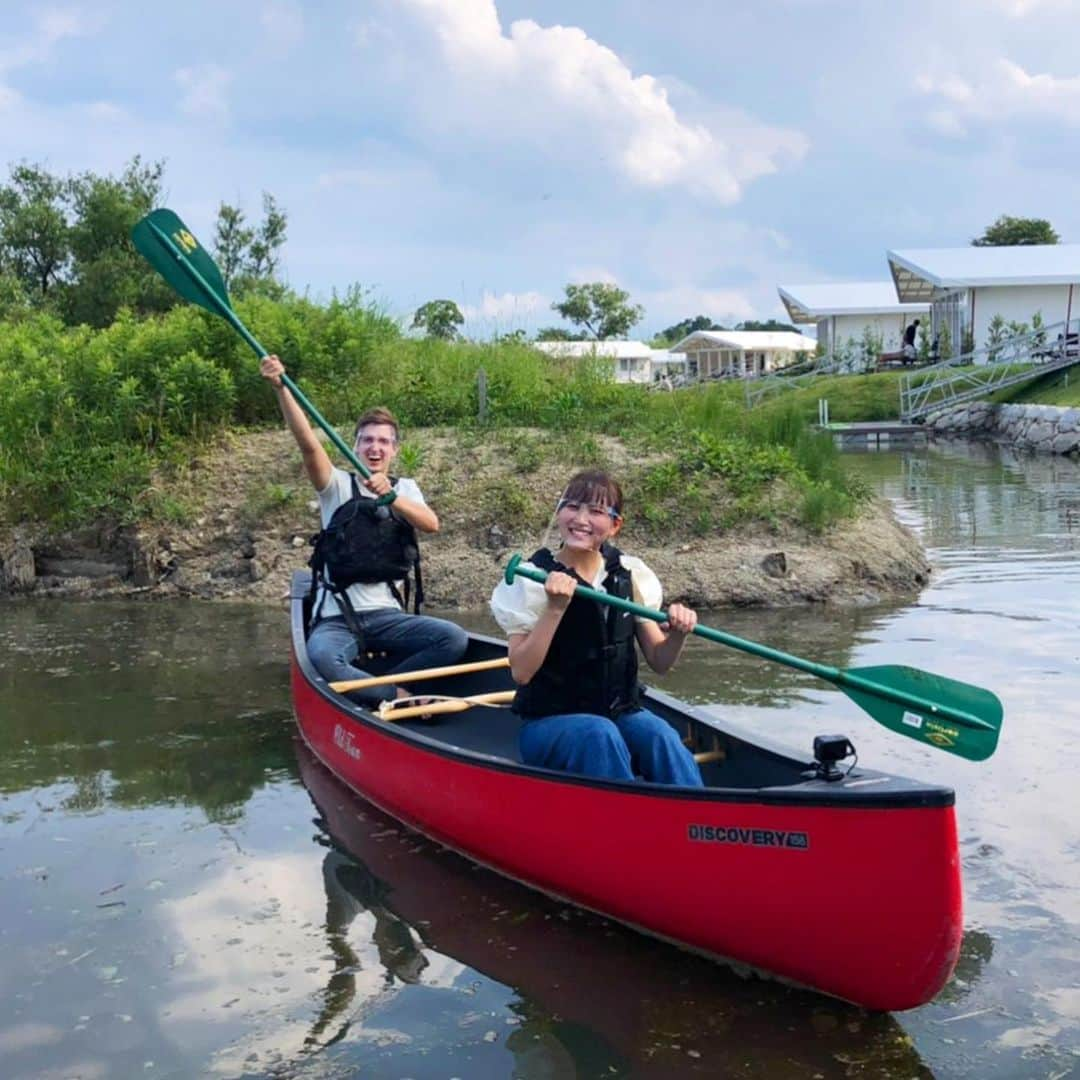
[131, 207, 390, 500]
[504, 554, 1002, 761]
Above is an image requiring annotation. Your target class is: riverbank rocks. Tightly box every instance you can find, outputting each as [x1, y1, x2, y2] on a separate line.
[0, 428, 932, 608]
[0, 528, 36, 593]
[926, 402, 1080, 455]
[761, 552, 788, 578]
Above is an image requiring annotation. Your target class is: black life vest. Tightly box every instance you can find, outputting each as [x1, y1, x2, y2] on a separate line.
[513, 543, 640, 720]
[309, 475, 423, 629]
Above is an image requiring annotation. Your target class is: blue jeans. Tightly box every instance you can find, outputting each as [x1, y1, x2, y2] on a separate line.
[519, 709, 704, 787]
[308, 611, 468, 706]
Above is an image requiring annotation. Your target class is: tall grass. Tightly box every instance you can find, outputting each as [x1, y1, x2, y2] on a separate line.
[0, 297, 867, 530]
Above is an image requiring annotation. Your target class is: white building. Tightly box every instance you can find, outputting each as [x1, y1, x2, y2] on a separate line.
[887, 244, 1080, 356]
[647, 348, 687, 382]
[669, 330, 817, 379]
[533, 340, 656, 383]
[777, 281, 929, 356]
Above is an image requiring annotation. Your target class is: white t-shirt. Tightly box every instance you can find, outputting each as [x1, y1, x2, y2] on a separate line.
[314, 466, 426, 618]
[489, 551, 662, 637]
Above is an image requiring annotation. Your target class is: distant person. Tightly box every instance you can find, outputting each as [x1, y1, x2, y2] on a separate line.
[903, 319, 920, 364]
[260, 355, 467, 708]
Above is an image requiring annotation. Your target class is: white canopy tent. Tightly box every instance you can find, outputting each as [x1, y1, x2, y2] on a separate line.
[887, 245, 1080, 355]
[669, 330, 817, 379]
[778, 281, 928, 356]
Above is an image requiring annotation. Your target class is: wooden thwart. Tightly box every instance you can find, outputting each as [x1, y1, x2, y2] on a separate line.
[378, 690, 516, 722]
[330, 656, 510, 694]
[692, 749, 725, 764]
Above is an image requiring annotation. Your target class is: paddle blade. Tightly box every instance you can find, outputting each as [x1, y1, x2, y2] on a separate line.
[843, 665, 1002, 761]
[132, 208, 230, 315]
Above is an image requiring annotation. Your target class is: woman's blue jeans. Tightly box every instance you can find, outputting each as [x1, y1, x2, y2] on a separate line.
[308, 612, 468, 706]
[519, 709, 704, 787]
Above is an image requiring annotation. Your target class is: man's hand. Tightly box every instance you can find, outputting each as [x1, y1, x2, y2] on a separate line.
[260, 354, 285, 388]
[364, 472, 393, 496]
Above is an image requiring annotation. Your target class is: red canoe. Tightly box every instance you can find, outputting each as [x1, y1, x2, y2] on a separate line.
[288, 572, 962, 1011]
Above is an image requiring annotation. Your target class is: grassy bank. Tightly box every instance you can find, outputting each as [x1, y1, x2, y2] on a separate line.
[0, 297, 868, 535]
[737, 361, 1080, 422]
[991, 365, 1080, 407]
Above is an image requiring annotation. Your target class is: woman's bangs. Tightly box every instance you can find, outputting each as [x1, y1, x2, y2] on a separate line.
[561, 471, 622, 515]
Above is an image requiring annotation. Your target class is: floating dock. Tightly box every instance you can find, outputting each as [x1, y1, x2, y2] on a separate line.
[822, 421, 928, 448]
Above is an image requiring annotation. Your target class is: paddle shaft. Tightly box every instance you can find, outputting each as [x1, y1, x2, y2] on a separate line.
[145, 218, 377, 486]
[380, 690, 514, 722]
[507, 560, 992, 732]
[330, 656, 510, 693]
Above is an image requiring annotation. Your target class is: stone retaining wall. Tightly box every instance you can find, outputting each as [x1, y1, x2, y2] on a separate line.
[924, 402, 1080, 455]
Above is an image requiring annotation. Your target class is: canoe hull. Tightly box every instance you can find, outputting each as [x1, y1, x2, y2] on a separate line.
[291, 651, 962, 1011]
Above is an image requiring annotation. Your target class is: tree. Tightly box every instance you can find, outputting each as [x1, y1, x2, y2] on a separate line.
[535, 326, 586, 341]
[651, 314, 720, 347]
[0, 158, 289, 324]
[494, 328, 529, 344]
[0, 268, 28, 317]
[212, 191, 288, 297]
[735, 318, 798, 332]
[412, 299, 464, 340]
[247, 192, 287, 279]
[0, 163, 70, 301]
[550, 282, 644, 340]
[213, 202, 254, 289]
[973, 215, 1059, 247]
[63, 156, 172, 326]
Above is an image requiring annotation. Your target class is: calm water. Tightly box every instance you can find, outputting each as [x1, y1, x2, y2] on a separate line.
[1, 440, 1078, 1079]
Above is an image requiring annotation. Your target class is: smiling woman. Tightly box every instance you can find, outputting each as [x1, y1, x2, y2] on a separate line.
[489, 467, 704, 786]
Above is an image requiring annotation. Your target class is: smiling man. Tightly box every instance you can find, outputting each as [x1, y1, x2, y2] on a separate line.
[260, 354, 467, 707]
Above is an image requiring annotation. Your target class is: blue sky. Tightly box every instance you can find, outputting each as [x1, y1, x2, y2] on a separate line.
[3, 0, 1080, 338]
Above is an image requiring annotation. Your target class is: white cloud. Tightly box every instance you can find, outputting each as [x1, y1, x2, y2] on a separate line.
[461, 289, 547, 320]
[0, 7, 97, 74]
[260, 3, 304, 48]
[37, 8, 90, 43]
[985, 0, 1077, 14]
[175, 64, 232, 121]
[379, 0, 807, 203]
[917, 58, 1080, 136]
[568, 266, 619, 285]
[643, 286, 757, 326]
[82, 101, 125, 121]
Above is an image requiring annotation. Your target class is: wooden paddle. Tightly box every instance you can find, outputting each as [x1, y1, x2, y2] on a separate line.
[330, 657, 510, 694]
[131, 208, 393, 503]
[379, 691, 515, 722]
[504, 554, 1003, 761]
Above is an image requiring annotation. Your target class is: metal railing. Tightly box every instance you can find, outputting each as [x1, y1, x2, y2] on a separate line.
[899, 318, 1080, 421]
[743, 348, 871, 407]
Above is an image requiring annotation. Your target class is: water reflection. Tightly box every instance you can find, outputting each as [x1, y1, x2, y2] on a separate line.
[0, 599, 293, 820]
[298, 740, 936, 1079]
[1, 439, 1079, 1078]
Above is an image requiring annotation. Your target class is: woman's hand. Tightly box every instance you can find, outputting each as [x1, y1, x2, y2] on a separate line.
[260, 354, 285, 387]
[506, 571, 578, 685]
[544, 570, 577, 612]
[663, 602, 698, 637]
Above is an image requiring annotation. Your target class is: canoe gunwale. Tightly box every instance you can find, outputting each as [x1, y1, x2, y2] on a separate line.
[288, 573, 955, 811]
